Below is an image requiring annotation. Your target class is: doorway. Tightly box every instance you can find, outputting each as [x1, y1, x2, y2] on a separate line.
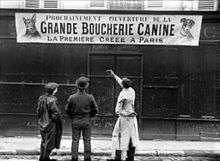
[87, 52, 143, 136]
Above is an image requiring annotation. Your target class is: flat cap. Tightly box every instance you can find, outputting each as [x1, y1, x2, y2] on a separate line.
[44, 82, 59, 89]
[76, 76, 89, 89]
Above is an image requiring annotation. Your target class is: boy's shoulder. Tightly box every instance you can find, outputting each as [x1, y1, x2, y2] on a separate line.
[38, 94, 47, 101]
[69, 92, 94, 99]
[38, 94, 56, 105]
[69, 93, 77, 99]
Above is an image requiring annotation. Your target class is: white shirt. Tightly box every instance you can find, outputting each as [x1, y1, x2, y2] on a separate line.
[114, 76, 136, 115]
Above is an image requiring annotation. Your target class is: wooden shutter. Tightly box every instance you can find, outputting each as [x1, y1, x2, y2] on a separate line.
[198, 0, 217, 11]
[44, 0, 58, 8]
[90, 0, 105, 7]
[25, 0, 39, 8]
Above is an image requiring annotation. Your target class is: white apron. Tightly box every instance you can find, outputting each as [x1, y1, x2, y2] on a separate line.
[112, 87, 139, 151]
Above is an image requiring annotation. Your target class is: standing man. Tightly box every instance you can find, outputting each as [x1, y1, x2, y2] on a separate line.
[107, 70, 139, 161]
[65, 76, 98, 161]
[37, 82, 63, 161]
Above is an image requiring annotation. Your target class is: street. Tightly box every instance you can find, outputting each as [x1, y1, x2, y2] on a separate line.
[0, 155, 219, 161]
[0, 137, 220, 161]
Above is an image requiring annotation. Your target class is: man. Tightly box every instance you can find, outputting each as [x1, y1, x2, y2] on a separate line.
[107, 70, 139, 161]
[65, 76, 98, 161]
[37, 82, 63, 161]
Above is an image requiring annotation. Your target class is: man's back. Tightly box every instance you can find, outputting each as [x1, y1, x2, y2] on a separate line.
[66, 91, 98, 118]
[68, 77, 97, 161]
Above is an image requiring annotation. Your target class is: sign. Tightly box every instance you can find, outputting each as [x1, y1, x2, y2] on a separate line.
[15, 13, 202, 46]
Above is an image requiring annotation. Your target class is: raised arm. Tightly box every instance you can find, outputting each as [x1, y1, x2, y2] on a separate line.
[107, 70, 123, 88]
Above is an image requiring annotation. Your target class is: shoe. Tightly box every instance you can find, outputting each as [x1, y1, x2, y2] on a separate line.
[126, 146, 135, 161]
[84, 158, 92, 161]
[49, 159, 57, 161]
[71, 158, 78, 161]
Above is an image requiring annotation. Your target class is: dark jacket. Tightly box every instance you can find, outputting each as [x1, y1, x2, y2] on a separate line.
[37, 93, 63, 149]
[65, 90, 98, 119]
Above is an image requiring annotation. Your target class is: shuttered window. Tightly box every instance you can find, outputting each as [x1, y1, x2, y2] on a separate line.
[44, 0, 58, 8]
[25, 0, 39, 8]
[145, 0, 218, 11]
[147, 0, 163, 8]
[198, 0, 216, 10]
[90, 0, 105, 7]
[0, 0, 218, 11]
[109, 0, 144, 10]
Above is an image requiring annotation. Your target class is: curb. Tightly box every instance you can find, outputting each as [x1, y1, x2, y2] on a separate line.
[0, 150, 220, 158]
[183, 150, 220, 157]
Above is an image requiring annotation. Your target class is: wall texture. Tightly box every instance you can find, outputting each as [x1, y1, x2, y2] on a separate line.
[0, 9, 220, 140]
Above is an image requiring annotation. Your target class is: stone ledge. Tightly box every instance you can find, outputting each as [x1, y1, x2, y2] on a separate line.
[0, 150, 219, 158]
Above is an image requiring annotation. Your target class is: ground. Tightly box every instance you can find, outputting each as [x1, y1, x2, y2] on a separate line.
[0, 155, 219, 161]
[0, 137, 220, 161]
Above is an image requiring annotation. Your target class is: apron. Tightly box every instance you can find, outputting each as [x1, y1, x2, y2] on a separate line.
[112, 87, 139, 151]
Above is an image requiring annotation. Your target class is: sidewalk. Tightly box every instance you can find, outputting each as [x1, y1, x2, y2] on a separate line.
[0, 136, 220, 157]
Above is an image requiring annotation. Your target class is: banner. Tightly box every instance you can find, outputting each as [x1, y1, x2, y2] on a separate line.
[15, 13, 202, 46]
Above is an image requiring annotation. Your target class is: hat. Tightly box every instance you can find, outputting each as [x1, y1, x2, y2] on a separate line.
[76, 77, 89, 89]
[45, 82, 59, 89]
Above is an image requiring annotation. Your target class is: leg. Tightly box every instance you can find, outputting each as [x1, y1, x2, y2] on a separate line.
[72, 124, 81, 161]
[55, 119, 63, 149]
[39, 131, 45, 161]
[82, 124, 91, 161]
[126, 139, 135, 161]
[43, 123, 56, 160]
[40, 130, 53, 161]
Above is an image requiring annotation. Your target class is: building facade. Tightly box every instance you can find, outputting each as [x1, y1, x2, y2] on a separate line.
[0, 0, 220, 140]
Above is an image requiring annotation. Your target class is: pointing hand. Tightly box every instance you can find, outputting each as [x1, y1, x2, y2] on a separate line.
[106, 69, 114, 76]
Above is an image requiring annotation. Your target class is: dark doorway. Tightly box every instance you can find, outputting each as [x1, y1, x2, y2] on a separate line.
[88, 52, 143, 136]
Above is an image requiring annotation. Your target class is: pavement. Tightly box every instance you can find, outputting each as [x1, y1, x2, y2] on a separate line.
[0, 136, 220, 158]
[1, 156, 220, 161]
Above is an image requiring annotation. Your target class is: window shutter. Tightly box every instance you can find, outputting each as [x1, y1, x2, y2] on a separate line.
[90, 0, 105, 7]
[198, 0, 216, 10]
[147, 0, 163, 8]
[44, 0, 58, 8]
[25, 0, 39, 8]
[108, 0, 144, 10]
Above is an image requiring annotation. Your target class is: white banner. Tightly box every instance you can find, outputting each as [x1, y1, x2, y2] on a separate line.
[15, 13, 202, 46]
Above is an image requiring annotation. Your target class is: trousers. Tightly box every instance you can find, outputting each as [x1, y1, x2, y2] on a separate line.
[39, 122, 56, 161]
[71, 116, 92, 161]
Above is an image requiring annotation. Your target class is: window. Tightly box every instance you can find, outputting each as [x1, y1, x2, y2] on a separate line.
[44, 0, 58, 8]
[25, 0, 39, 8]
[0, 0, 219, 11]
[144, 0, 218, 11]
[198, 0, 217, 11]
[108, 0, 144, 10]
[90, 0, 105, 8]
